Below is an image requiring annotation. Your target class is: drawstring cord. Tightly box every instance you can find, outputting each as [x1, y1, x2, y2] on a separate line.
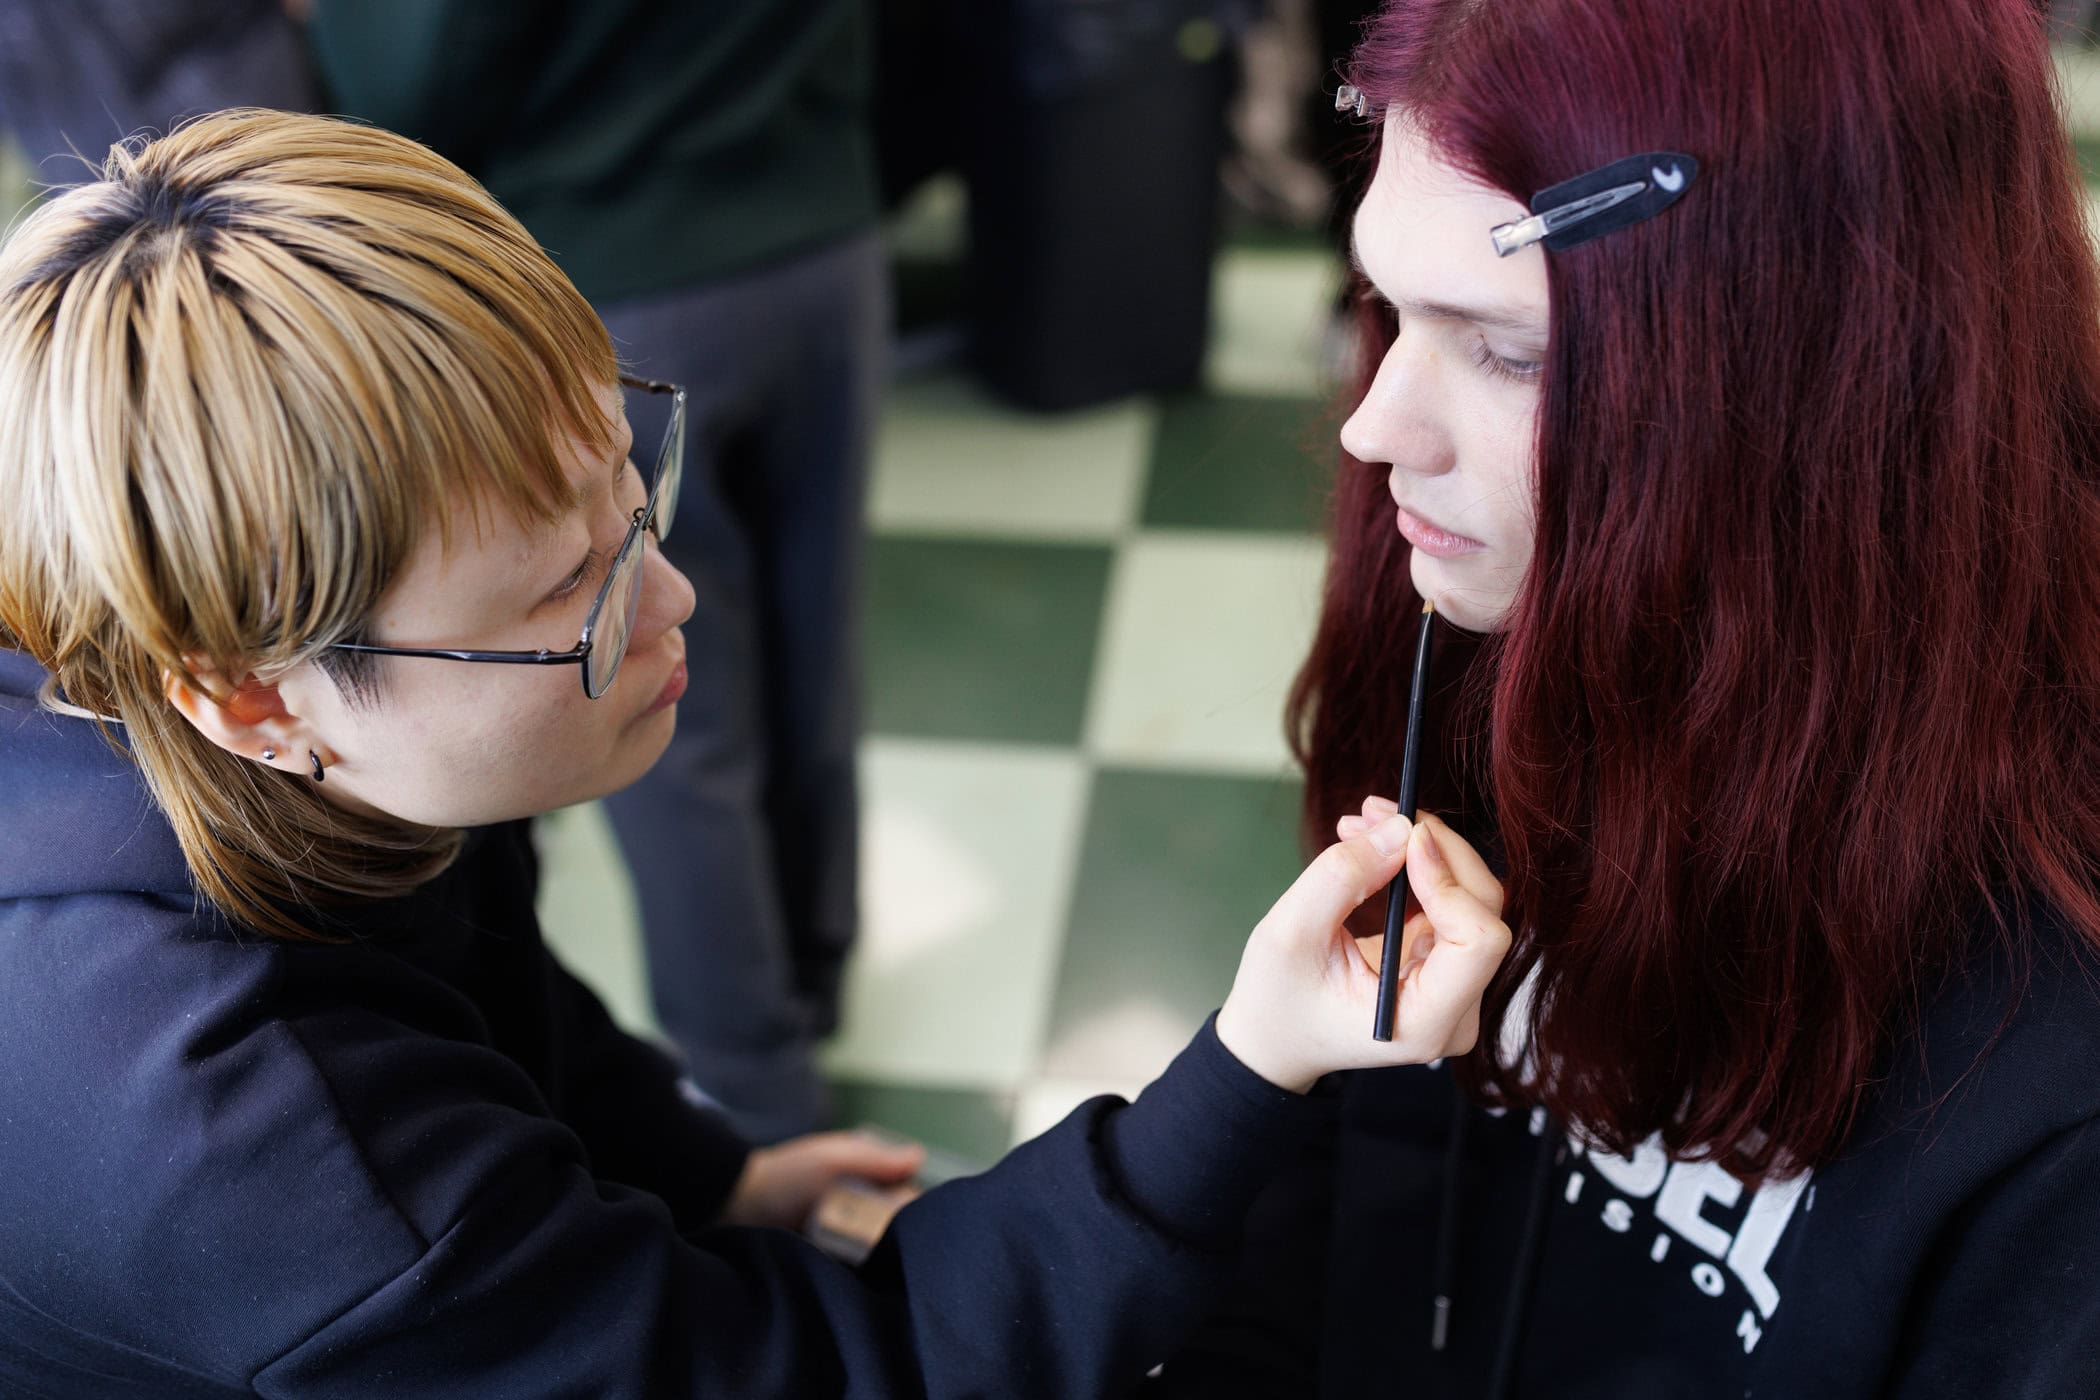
[1427, 1090, 1558, 1400]
[1486, 1116, 1558, 1400]
[1429, 1090, 1471, 1351]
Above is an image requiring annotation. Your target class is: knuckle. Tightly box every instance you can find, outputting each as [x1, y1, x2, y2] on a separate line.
[1324, 836, 1376, 885]
[1291, 850, 1356, 913]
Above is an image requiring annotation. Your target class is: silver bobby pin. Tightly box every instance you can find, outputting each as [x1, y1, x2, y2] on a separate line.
[1489, 180, 1648, 257]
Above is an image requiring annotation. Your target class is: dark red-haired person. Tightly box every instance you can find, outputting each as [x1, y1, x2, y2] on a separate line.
[1154, 1, 2100, 1396]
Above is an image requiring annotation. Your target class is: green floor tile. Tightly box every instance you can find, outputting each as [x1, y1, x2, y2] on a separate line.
[1222, 218, 1333, 255]
[864, 536, 1112, 744]
[1143, 393, 1337, 532]
[1044, 769, 1307, 1067]
[829, 1078, 1014, 1173]
[1, 137, 35, 229]
[2076, 135, 2100, 184]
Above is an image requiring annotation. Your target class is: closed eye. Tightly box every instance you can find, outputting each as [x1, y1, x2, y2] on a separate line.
[1360, 287, 1543, 385]
[1470, 340, 1543, 385]
[546, 461, 646, 605]
[550, 547, 607, 602]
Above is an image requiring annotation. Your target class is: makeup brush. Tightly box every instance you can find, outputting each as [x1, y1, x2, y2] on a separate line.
[1372, 598, 1436, 1041]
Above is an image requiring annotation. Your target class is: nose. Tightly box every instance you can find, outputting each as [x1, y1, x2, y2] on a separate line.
[633, 534, 696, 641]
[1338, 325, 1456, 479]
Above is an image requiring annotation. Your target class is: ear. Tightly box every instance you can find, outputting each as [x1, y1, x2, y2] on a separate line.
[164, 663, 335, 775]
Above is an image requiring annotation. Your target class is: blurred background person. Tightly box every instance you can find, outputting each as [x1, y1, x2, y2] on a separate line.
[0, 0, 314, 183]
[306, 1, 885, 1142]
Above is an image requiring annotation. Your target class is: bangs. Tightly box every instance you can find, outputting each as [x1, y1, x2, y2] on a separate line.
[0, 110, 619, 686]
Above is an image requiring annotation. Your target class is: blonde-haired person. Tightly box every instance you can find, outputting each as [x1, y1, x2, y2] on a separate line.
[0, 110, 1505, 1397]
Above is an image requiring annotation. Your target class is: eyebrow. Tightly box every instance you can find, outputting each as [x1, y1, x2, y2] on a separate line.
[1347, 232, 1546, 336]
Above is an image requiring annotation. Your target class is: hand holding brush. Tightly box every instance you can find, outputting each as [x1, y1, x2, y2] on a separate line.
[1213, 800, 1511, 1093]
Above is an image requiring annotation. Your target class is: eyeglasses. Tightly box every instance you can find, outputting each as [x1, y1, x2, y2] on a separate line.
[329, 374, 687, 700]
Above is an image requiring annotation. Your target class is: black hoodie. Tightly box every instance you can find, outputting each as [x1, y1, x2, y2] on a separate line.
[1157, 881, 2100, 1395]
[0, 647, 1328, 1398]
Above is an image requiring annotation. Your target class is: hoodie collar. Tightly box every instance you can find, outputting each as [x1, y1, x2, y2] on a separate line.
[0, 649, 193, 901]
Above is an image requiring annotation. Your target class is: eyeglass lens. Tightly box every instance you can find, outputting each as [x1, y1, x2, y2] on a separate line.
[584, 537, 646, 699]
[655, 389, 685, 542]
[584, 384, 685, 698]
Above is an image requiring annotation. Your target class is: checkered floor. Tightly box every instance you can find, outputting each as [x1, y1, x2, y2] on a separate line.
[537, 222, 1348, 1165]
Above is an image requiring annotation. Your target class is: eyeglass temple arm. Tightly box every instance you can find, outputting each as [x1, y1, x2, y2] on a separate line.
[617, 373, 680, 396]
[326, 642, 591, 665]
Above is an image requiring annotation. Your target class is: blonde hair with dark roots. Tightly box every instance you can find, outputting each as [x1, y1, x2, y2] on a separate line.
[0, 109, 619, 939]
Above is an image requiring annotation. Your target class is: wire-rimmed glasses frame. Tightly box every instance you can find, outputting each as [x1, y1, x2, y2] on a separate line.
[328, 374, 687, 700]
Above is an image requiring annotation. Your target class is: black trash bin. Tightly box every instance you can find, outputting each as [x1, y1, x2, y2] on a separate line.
[960, 1, 1246, 411]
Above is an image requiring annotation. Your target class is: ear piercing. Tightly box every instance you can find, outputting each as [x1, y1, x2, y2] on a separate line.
[259, 747, 326, 781]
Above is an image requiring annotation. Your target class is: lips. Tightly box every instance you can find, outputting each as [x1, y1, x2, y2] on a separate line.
[1393, 504, 1486, 558]
[635, 641, 687, 720]
[642, 661, 687, 717]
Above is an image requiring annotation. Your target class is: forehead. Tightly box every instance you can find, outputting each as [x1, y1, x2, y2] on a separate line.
[1354, 115, 1548, 321]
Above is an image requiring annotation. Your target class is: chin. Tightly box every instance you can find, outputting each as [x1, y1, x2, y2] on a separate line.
[595, 708, 679, 797]
[1409, 553, 1516, 635]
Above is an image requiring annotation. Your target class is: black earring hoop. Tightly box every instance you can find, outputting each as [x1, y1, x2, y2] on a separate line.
[309, 750, 326, 783]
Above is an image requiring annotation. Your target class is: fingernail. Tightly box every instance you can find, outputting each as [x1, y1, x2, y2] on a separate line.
[1412, 820, 1442, 869]
[1367, 813, 1412, 857]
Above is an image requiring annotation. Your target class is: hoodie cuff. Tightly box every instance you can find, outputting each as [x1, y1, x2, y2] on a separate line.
[1103, 1013, 1335, 1249]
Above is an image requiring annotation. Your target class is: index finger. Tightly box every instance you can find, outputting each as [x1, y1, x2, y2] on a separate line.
[1414, 812, 1505, 916]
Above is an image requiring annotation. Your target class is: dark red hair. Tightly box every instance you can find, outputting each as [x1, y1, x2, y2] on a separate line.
[1292, 0, 2100, 1174]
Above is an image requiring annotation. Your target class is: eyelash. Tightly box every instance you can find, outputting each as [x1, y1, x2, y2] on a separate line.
[550, 462, 650, 602]
[1470, 340, 1544, 386]
[1363, 290, 1543, 386]
[552, 547, 606, 601]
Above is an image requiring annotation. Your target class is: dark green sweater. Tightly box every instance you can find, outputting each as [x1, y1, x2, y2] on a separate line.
[307, 1, 879, 305]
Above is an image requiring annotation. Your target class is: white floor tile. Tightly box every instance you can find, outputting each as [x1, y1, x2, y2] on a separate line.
[1084, 529, 1328, 775]
[1038, 996, 1203, 1086]
[822, 737, 1091, 1091]
[1205, 246, 1343, 399]
[535, 801, 659, 1040]
[885, 174, 968, 263]
[868, 374, 1155, 542]
[2060, 47, 2100, 138]
[1010, 1074, 1152, 1149]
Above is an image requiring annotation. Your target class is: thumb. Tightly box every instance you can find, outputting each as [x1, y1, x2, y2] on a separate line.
[1265, 814, 1413, 946]
[831, 1133, 926, 1185]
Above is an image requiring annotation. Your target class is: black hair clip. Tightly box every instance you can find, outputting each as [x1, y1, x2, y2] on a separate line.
[1490, 151, 1698, 256]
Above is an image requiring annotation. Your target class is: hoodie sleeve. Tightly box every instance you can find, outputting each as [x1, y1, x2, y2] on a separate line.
[537, 952, 751, 1232]
[1145, 1093, 1343, 1397]
[1880, 1114, 2100, 1397]
[250, 1014, 1328, 1398]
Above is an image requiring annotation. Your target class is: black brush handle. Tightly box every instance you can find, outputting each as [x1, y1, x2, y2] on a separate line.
[1372, 602, 1436, 1041]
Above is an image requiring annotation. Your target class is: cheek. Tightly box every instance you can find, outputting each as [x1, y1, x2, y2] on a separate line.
[1465, 395, 1542, 552]
[359, 670, 611, 824]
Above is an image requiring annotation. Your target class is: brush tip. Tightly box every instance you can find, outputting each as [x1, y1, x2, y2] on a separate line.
[1421, 598, 1435, 616]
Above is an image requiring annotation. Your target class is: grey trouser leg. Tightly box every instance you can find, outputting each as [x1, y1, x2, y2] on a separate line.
[597, 233, 885, 1143]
